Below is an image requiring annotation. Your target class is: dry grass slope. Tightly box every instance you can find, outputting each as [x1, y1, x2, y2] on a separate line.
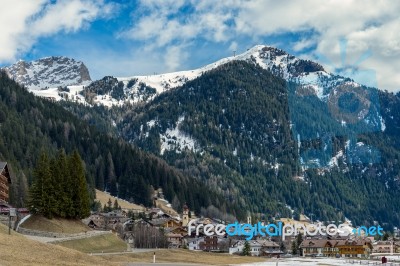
[95, 189, 145, 211]
[57, 233, 128, 253]
[105, 249, 267, 265]
[1, 222, 268, 266]
[0, 223, 111, 266]
[20, 215, 92, 234]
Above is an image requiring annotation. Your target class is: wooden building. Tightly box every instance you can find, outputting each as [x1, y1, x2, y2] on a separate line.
[336, 239, 373, 258]
[300, 238, 373, 258]
[0, 162, 11, 203]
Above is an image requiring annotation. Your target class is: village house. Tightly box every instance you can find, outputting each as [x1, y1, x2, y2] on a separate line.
[260, 240, 283, 257]
[0, 162, 11, 203]
[199, 235, 219, 251]
[372, 241, 399, 254]
[85, 210, 129, 230]
[166, 233, 184, 248]
[147, 218, 181, 228]
[229, 240, 270, 256]
[300, 239, 338, 257]
[300, 238, 373, 258]
[187, 237, 204, 251]
[336, 239, 373, 258]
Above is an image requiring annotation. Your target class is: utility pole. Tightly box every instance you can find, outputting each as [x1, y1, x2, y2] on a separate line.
[8, 211, 11, 235]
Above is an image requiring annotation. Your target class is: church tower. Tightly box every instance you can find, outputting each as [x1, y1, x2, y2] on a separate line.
[182, 203, 189, 227]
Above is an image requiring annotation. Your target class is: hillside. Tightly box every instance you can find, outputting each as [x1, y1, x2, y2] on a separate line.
[56, 233, 127, 253]
[3, 44, 400, 227]
[95, 189, 145, 211]
[20, 215, 92, 234]
[0, 223, 109, 265]
[0, 71, 241, 219]
[95, 60, 400, 227]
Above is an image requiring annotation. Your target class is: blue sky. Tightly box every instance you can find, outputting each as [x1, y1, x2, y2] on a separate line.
[1, 0, 400, 92]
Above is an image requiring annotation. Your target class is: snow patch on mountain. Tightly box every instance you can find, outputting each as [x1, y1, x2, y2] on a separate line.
[328, 150, 344, 168]
[159, 116, 200, 155]
[32, 85, 88, 105]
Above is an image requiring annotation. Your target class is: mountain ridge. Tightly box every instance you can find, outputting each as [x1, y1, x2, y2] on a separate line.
[2, 56, 91, 90]
[4, 45, 364, 107]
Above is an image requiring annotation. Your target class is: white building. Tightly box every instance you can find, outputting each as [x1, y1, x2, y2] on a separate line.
[229, 240, 263, 256]
[188, 237, 204, 251]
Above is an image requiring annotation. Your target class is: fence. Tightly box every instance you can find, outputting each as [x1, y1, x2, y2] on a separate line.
[345, 259, 400, 265]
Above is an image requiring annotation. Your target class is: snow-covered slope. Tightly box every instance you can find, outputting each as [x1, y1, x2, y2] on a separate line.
[117, 45, 328, 98]
[2, 56, 91, 90]
[4, 45, 372, 107]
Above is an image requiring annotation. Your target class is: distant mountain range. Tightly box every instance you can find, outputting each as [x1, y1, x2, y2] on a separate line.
[3, 45, 400, 228]
[2, 45, 363, 107]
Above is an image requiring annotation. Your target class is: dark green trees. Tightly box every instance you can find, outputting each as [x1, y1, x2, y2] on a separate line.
[242, 240, 251, 256]
[28, 150, 90, 219]
[291, 233, 303, 255]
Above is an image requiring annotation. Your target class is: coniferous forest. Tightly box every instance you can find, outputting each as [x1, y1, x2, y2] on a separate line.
[28, 150, 90, 219]
[2, 57, 400, 227]
[62, 61, 400, 228]
[0, 71, 243, 219]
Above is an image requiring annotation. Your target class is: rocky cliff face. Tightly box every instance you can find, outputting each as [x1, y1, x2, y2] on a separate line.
[2, 56, 91, 90]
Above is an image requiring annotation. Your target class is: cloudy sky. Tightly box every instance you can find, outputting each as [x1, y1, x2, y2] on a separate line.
[1, 0, 399, 92]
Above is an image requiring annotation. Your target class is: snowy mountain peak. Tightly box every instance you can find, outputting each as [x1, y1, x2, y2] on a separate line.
[3, 56, 91, 90]
[111, 45, 328, 104]
[22, 45, 357, 107]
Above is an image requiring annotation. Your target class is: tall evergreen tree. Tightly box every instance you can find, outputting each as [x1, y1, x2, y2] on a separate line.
[28, 150, 90, 219]
[69, 150, 91, 219]
[28, 152, 56, 218]
[55, 149, 70, 218]
[27, 153, 46, 214]
[242, 240, 251, 256]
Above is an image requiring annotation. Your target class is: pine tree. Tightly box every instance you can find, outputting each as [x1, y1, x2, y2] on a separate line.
[28, 150, 91, 219]
[28, 152, 56, 218]
[280, 241, 286, 253]
[28, 153, 46, 214]
[69, 150, 90, 219]
[242, 240, 251, 256]
[113, 199, 119, 210]
[296, 233, 303, 250]
[291, 240, 297, 255]
[56, 149, 70, 218]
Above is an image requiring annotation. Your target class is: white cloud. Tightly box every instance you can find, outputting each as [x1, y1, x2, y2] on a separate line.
[124, 0, 400, 91]
[0, 0, 113, 63]
[293, 39, 316, 52]
[229, 41, 238, 52]
[164, 45, 189, 72]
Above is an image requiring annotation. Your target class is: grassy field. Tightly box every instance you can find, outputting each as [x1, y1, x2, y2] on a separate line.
[56, 233, 128, 253]
[0, 223, 111, 266]
[1, 222, 268, 266]
[20, 215, 92, 234]
[5, 214, 268, 265]
[102, 249, 268, 265]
